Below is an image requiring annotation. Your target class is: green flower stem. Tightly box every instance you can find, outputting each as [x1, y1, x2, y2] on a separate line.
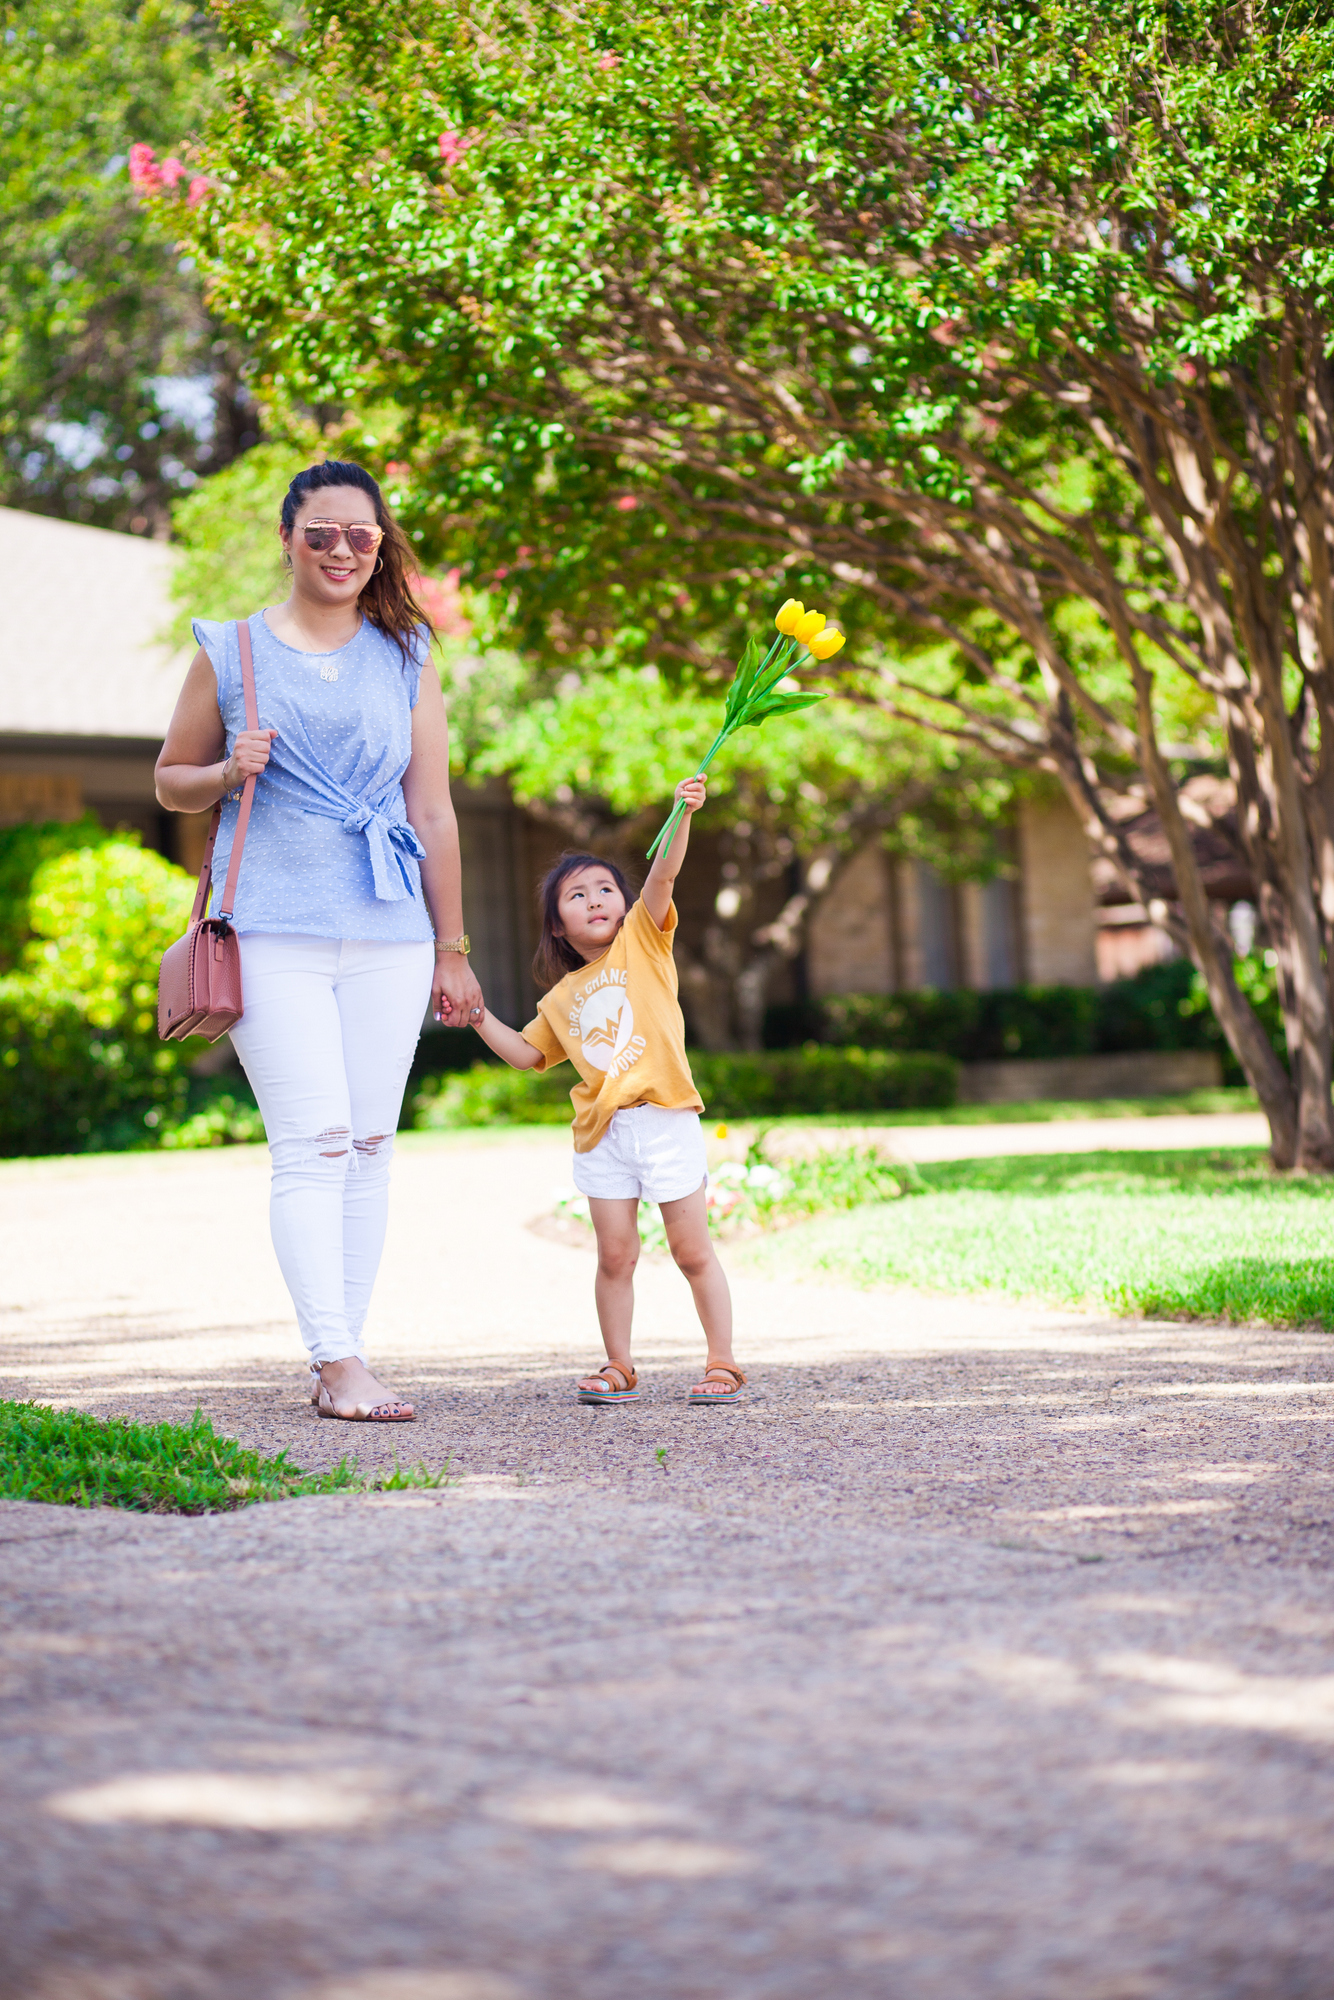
[645, 729, 727, 860]
[645, 634, 805, 860]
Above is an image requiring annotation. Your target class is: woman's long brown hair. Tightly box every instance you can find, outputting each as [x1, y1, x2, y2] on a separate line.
[280, 459, 430, 665]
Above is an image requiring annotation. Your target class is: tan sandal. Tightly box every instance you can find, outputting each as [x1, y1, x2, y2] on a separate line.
[688, 1360, 746, 1408]
[577, 1362, 642, 1405]
[310, 1363, 415, 1423]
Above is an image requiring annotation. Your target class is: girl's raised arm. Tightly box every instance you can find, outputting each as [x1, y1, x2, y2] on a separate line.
[642, 776, 706, 929]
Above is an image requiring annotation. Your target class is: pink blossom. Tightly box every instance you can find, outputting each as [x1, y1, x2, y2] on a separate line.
[186, 177, 210, 209]
[492, 565, 509, 581]
[438, 130, 475, 169]
[409, 568, 471, 639]
[128, 143, 162, 192]
[597, 51, 619, 69]
[516, 545, 533, 559]
[615, 494, 638, 512]
[385, 461, 411, 479]
[159, 156, 187, 188]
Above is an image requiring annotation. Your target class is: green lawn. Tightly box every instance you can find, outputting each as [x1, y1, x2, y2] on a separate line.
[0, 1402, 452, 1512]
[732, 1146, 1334, 1327]
[736, 1086, 1258, 1129]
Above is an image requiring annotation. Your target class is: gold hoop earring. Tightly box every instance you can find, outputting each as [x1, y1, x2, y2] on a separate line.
[373, 556, 383, 575]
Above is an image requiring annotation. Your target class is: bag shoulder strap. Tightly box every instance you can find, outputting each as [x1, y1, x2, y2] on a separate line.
[187, 804, 221, 926]
[182, 617, 262, 927]
[216, 617, 260, 923]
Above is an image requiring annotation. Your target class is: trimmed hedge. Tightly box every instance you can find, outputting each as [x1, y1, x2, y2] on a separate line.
[413, 1045, 958, 1129]
[692, 1047, 956, 1116]
[820, 985, 1099, 1062]
[802, 959, 1282, 1082]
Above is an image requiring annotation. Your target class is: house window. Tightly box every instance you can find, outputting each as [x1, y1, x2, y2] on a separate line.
[980, 874, 1021, 988]
[916, 862, 959, 989]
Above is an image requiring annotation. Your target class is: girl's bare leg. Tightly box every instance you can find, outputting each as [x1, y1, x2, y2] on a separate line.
[660, 1183, 737, 1393]
[579, 1196, 641, 1391]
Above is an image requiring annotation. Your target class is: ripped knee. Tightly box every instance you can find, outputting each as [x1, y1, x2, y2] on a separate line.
[353, 1130, 394, 1165]
[316, 1125, 350, 1159]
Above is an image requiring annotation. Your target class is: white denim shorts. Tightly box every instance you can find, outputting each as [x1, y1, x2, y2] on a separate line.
[572, 1105, 708, 1204]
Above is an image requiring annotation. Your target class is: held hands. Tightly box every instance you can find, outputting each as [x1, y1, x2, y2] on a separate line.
[675, 775, 708, 814]
[222, 729, 278, 794]
[434, 950, 484, 1027]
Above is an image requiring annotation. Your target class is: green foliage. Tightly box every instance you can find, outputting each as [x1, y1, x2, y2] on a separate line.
[555, 1137, 919, 1253]
[0, 838, 204, 1156]
[0, 0, 252, 530]
[0, 1401, 453, 1511]
[180, 0, 1332, 708]
[160, 1086, 266, 1150]
[415, 1062, 608, 1129]
[692, 1049, 957, 1117]
[462, 661, 993, 860]
[0, 815, 110, 971]
[1184, 951, 1286, 1077]
[749, 1088, 1257, 1127]
[644, 624, 831, 860]
[740, 1148, 1334, 1328]
[414, 1047, 957, 1129]
[166, 440, 295, 643]
[817, 961, 1245, 1068]
[0, 1401, 364, 1511]
[184, 0, 1334, 1139]
[821, 987, 1100, 1064]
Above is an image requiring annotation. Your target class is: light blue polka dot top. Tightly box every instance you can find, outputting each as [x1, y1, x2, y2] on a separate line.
[192, 612, 435, 942]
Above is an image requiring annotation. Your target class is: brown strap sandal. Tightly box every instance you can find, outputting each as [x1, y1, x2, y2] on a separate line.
[577, 1362, 642, 1405]
[688, 1360, 746, 1408]
[309, 1362, 415, 1423]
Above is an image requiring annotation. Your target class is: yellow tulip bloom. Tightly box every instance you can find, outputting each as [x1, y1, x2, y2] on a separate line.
[794, 608, 826, 644]
[808, 628, 846, 660]
[774, 598, 804, 635]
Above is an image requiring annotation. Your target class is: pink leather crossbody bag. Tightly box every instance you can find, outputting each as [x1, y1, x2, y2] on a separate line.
[157, 619, 259, 1044]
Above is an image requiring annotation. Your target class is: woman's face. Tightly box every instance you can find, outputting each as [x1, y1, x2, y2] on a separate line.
[283, 485, 381, 608]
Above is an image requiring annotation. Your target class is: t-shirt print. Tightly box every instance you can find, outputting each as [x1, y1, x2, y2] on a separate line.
[521, 897, 704, 1153]
[569, 968, 644, 1078]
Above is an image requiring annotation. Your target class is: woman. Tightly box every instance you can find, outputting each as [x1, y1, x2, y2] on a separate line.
[156, 460, 483, 1420]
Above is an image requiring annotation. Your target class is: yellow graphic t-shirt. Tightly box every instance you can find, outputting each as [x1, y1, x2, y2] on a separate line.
[521, 898, 704, 1153]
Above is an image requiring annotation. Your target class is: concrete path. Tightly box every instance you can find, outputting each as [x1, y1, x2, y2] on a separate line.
[768, 1108, 1273, 1162]
[0, 1128, 1330, 2000]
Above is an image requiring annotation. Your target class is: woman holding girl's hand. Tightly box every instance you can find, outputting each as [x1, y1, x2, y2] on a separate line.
[157, 458, 481, 1422]
[472, 774, 745, 1408]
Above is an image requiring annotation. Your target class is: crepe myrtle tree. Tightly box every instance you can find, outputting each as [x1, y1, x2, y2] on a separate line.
[187, 0, 1334, 1163]
[445, 649, 1009, 1050]
[0, 0, 256, 533]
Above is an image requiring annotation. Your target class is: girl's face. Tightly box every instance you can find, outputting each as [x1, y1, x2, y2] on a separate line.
[556, 866, 627, 961]
[282, 485, 381, 609]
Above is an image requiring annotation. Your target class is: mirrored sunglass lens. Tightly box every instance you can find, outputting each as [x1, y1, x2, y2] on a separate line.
[346, 526, 380, 554]
[303, 524, 340, 551]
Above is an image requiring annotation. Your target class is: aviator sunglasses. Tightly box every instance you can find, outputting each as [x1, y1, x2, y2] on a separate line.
[299, 518, 384, 557]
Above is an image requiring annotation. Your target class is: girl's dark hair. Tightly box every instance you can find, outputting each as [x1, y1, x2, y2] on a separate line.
[533, 851, 634, 989]
[280, 459, 430, 666]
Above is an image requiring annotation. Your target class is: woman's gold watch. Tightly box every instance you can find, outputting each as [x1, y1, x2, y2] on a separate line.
[436, 934, 471, 954]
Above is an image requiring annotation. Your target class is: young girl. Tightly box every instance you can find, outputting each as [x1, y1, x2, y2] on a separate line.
[472, 778, 745, 1406]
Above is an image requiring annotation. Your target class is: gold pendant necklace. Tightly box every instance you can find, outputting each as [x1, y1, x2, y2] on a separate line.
[284, 608, 356, 678]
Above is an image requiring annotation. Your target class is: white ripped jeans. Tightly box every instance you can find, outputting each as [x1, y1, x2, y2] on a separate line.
[228, 933, 435, 1365]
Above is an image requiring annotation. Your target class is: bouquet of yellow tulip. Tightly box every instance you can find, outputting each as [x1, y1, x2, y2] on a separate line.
[645, 599, 846, 859]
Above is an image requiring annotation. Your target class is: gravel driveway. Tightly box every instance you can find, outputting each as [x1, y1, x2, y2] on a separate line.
[0, 1127, 1330, 2000]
